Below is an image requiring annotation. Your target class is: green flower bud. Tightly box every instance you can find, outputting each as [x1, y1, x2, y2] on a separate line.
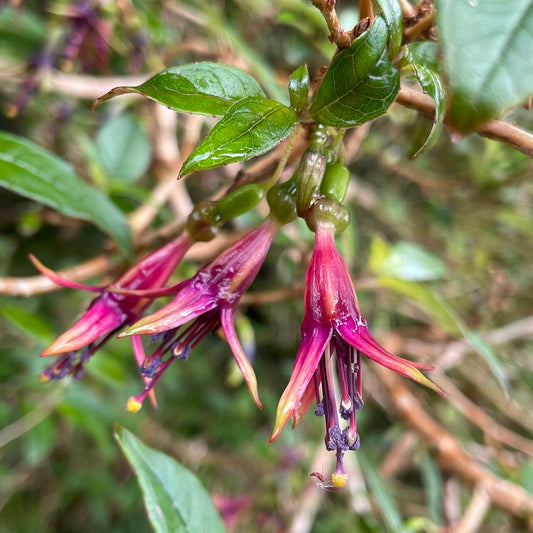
[215, 184, 264, 221]
[305, 197, 350, 234]
[320, 162, 350, 203]
[267, 177, 297, 225]
[295, 151, 327, 217]
[187, 201, 220, 242]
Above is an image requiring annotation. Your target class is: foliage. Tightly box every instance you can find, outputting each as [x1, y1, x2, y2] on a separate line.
[1, 1, 533, 532]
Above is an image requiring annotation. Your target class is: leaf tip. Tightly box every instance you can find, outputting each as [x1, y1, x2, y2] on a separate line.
[91, 86, 135, 112]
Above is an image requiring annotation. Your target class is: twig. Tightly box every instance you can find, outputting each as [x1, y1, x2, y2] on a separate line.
[376, 367, 533, 518]
[396, 85, 533, 158]
[379, 431, 418, 478]
[453, 483, 491, 533]
[311, 0, 353, 48]
[404, 12, 434, 40]
[434, 374, 533, 457]
[398, 0, 416, 18]
[358, 0, 374, 21]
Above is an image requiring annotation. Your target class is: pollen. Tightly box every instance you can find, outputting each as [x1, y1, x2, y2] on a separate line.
[330, 472, 348, 488]
[126, 396, 143, 413]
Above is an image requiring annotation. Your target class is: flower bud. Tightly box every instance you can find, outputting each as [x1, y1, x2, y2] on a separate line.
[187, 201, 220, 242]
[215, 184, 264, 221]
[320, 162, 350, 203]
[267, 178, 298, 225]
[295, 151, 327, 217]
[305, 197, 350, 234]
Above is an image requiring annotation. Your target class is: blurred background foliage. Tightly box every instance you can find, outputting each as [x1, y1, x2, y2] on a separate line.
[1, 1, 533, 532]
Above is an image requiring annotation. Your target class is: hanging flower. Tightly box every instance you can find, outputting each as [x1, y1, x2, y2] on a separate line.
[120, 218, 280, 412]
[34, 235, 192, 386]
[270, 219, 444, 487]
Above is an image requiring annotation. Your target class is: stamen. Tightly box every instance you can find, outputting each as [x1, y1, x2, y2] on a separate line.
[171, 343, 191, 361]
[314, 401, 325, 417]
[330, 450, 348, 488]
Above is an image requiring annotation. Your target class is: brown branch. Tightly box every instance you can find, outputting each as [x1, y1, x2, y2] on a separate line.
[454, 484, 491, 533]
[398, 0, 416, 18]
[358, 0, 374, 21]
[396, 85, 533, 158]
[311, 0, 353, 48]
[435, 374, 533, 457]
[376, 367, 533, 519]
[403, 12, 434, 41]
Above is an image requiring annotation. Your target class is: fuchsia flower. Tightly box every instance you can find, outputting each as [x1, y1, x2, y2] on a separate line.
[120, 218, 280, 411]
[34, 235, 192, 386]
[270, 219, 444, 487]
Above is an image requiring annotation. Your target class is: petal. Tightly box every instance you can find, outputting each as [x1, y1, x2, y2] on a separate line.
[291, 374, 319, 429]
[41, 297, 124, 356]
[106, 284, 184, 298]
[220, 306, 262, 409]
[338, 317, 434, 370]
[121, 286, 217, 336]
[270, 322, 331, 442]
[30, 254, 103, 292]
[338, 320, 445, 397]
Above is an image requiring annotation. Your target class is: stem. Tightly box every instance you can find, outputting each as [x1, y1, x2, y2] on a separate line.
[358, 0, 374, 21]
[263, 125, 302, 190]
[398, 0, 416, 18]
[404, 13, 434, 40]
[311, 0, 353, 48]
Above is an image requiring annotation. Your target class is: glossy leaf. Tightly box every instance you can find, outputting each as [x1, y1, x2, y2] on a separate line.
[404, 43, 446, 157]
[370, 239, 446, 281]
[310, 49, 399, 127]
[180, 96, 298, 176]
[288, 64, 309, 112]
[405, 40, 439, 72]
[0, 132, 132, 255]
[373, 0, 403, 58]
[93, 63, 264, 116]
[96, 114, 152, 182]
[436, 0, 533, 131]
[309, 17, 399, 127]
[115, 427, 226, 533]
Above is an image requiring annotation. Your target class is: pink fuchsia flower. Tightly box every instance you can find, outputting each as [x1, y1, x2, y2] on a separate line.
[270, 219, 444, 487]
[34, 235, 192, 385]
[120, 217, 280, 412]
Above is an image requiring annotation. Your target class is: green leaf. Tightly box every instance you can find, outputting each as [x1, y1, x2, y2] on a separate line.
[377, 277, 462, 335]
[180, 96, 298, 176]
[115, 427, 226, 533]
[405, 41, 439, 72]
[0, 305, 54, 345]
[463, 330, 510, 398]
[0, 6, 46, 60]
[373, 0, 403, 58]
[358, 451, 405, 533]
[403, 43, 446, 157]
[288, 64, 309, 112]
[373, 240, 447, 281]
[436, 0, 533, 131]
[96, 114, 152, 182]
[309, 18, 399, 127]
[0, 131, 132, 255]
[94, 63, 265, 116]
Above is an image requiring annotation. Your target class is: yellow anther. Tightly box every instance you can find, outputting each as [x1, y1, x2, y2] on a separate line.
[331, 472, 348, 488]
[126, 396, 143, 413]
